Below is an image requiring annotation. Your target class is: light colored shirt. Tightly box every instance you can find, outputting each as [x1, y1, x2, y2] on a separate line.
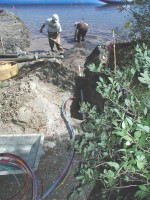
[45, 18, 62, 33]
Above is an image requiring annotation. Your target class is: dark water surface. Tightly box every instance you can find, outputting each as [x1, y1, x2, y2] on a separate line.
[0, 4, 129, 42]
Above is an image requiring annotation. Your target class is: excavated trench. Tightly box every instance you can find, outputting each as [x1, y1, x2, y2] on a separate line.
[71, 39, 150, 120]
[71, 75, 104, 119]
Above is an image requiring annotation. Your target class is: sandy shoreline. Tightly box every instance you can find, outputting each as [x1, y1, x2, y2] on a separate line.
[29, 37, 50, 51]
[28, 33, 107, 53]
[28, 35, 75, 52]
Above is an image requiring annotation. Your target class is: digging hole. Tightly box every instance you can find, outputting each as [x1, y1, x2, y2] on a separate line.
[70, 75, 104, 120]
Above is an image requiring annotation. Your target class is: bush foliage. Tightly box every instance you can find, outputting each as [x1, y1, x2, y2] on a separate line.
[72, 44, 150, 200]
[120, 0, 150, 40]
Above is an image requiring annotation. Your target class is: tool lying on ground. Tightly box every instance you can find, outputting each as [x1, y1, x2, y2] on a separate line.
[0, 52, 64, 62]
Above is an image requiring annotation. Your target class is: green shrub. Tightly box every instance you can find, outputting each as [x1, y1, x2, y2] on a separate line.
[73, 44, 150, 200]
[119, 0, 150, 41]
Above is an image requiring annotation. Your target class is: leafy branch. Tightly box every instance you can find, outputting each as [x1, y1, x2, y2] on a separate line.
[73, 44, 150, 200]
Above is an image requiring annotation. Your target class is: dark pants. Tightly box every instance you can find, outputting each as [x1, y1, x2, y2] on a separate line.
[77, 29, 87, 43]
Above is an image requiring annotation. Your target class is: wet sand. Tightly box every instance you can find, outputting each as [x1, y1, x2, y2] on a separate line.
[29, 37, 49, 51]
[28, 35, 75, 52]
[28, 33, 108, 52]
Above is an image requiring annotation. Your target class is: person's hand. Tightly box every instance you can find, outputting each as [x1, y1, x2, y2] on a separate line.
[52, 38, 57, 42]
[50, 38, 56, 42]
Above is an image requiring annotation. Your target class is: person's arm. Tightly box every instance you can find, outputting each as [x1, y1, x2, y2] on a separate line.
[40, 23, 45, 33]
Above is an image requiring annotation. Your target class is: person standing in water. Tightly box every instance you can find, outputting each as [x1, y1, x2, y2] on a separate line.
[74, 20, 89, 43]
[40, 14, 63, 52]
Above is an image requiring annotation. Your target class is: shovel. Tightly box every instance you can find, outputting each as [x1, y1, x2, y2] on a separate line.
[42, 32, 69, 50]
[50, 38, 69, 50]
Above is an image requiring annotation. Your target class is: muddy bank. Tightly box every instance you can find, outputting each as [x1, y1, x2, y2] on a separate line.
[0, 10, 30, 53]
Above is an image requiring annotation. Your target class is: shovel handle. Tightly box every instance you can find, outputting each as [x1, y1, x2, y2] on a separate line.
[41, 32, 69, 50]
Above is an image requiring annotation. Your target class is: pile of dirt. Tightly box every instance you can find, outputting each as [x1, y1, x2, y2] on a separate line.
[0, 9, 30, 53]
[0, 58, 82, 200]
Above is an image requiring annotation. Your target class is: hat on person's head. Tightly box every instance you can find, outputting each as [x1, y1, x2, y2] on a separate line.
[74, 22, 78, 27]
[52, 14, 59, 22]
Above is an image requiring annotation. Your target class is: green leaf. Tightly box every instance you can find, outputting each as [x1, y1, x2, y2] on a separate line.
[112, 119, 118, 126]
[76, 176, 84, 180]
[125, 99, 130, 107]
[88, 64, 96, 72]
[126, 117, 133, 126]
[137, 161, 145, 170]
[123, 135, 133, 142]
[144, 107, 147, 115]
[136, 151, 145, 161]
[89, 142, 95, 150]
[114, 108, 121, 117]
[139, 185, 147, 192]
[124, 175, 130, 182]
[91, 150, 95, 157]
[86, 168, 93, 179]
[139, 133, 147, 146]
[108, 77, 113, 83]
[85, 132, 94, 138]
[118, 91, 122, 99]
[134, 131, 141, 140]
[138, 71, 150, 87]
[106, 162, 120, 171]
[135, 190, 148, 199]
[144, 173, 150, 178]
[137, 124, 150, 132]
[115, 129, 126, 137]
[135, 58, 139, 67]
[131, 68, 135, 75]
[118, 149, 126, 152]
[126, 141, 131, 146]
[122, 121, 126, 129]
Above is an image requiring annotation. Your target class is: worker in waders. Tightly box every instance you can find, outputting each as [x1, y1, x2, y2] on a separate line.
[74, 21, 89, 43]
[40, 14, 63, 53]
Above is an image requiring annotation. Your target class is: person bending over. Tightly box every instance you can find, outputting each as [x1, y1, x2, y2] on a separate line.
[40, 14, 63, 52]
[74, 21, 89, 43]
